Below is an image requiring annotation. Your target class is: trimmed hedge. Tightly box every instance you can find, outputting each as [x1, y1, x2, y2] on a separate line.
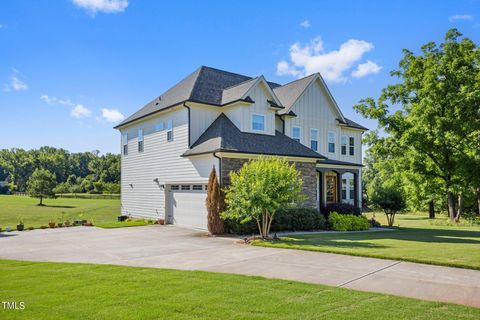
[225, 207, 326, 235]
[321, 203, 361, 217]
[328, 212, 370, 231]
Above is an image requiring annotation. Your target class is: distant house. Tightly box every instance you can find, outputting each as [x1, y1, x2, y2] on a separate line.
[115, 66, 367, 229]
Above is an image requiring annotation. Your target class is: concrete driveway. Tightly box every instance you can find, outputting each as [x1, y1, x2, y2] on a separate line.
[1, 225, 479, 308]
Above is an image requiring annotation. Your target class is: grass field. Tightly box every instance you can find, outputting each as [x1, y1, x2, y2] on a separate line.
[0, 260, 479, 320]
[0, 195, 119, 228]
[254, 213, 480, 270]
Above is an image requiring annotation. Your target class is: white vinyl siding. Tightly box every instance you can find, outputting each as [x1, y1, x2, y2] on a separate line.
[120, 107, 218, 219]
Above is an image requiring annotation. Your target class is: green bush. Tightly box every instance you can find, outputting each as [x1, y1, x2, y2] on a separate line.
[328, 212, 370, 231]
[225, 207, 326, 235]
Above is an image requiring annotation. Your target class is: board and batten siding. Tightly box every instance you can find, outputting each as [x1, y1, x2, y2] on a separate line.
[119, 106, 218, 219]
[284, 80, 362, 164]
[189, 106, 221, 144]
[224, 82, 277, 135]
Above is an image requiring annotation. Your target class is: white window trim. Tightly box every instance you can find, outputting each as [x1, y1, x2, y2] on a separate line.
[310, 128, 318, 151]
[251, 113, 265, 132]
[122, 133, 128, 156]
[138, 129, 144, 153]
[341, 135, 347, 155]
[167, 120, 173, 142]
[349, 136, 355, 156]
[328, 131, 336, 153]
[292, 126, 301, 142]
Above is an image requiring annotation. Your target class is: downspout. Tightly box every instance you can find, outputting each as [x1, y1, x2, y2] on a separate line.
[182, 102, 191, 147]
[280, 115, 285, 134]
[213, 152, 222, 186]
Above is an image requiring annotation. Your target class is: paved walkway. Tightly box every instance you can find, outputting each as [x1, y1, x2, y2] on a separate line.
[1, 225, 479, 308]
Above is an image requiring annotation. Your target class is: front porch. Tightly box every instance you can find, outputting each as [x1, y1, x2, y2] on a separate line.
[316, 160, 363, 210]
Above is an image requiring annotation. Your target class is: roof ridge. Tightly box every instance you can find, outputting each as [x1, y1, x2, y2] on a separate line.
[274, 73, 317, 90]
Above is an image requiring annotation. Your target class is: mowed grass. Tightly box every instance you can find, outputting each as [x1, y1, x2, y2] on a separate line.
[95, 220, 153, 229]
[0, 195, 119, 228]
[0, 260, 479, 320]
[254, 214, 480, 270]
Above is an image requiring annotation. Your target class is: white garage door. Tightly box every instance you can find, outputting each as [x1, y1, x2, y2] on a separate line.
[168, 184, 208, 230]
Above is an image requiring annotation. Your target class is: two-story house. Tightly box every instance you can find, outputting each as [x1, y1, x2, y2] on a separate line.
[115, 66, 367, 229]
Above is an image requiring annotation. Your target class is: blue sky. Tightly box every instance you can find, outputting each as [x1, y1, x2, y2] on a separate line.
[1, 0, 479, 154]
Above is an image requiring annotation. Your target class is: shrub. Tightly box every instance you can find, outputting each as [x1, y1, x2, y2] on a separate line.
[328, 212, 370, 231]
[224, 207, 326, 235]
[322, 203, 361, 217]
[370, 186, 406, 227]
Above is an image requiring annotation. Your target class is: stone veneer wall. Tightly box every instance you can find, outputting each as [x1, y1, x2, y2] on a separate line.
[220, 157, 317, 209]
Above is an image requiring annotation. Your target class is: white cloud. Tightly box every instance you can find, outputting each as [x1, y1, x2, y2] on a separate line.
[4, 68, 28, 92]
[449, 14, 473, 22]
[40, 94, 74, 106]
[101, 108, 125, 122]
[277, 37, 381, 83]
[352, 60, 382, 78]
[71, 104, 92, 118]
[72, 0, 128, 15]
[300, 20, 310, 28]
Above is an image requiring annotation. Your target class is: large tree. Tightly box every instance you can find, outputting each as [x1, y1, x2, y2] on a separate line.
[355, 29, 480, 221]
[27, 169, 57, 205]
[222, 157, 304, 238]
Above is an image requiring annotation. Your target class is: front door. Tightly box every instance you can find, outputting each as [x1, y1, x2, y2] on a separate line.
[326, 176, 337, 203]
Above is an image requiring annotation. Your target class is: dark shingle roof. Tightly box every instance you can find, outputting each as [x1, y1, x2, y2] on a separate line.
[183, 114, 326, 159]
[116, 66, 281, 128]
[342, 117, 369, 131]
[273, 74, 316, 113]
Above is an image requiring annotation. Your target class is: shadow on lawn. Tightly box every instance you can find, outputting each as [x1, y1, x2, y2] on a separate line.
[41, 205, 76, 209]
[290, 228, 480, 247]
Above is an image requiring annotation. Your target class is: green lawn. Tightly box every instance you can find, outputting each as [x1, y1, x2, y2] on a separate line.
[254, 213, 480, 270]
[0, 260, 478, 319]
[0, 195, 119, 228]
[95, 219, 154, 229]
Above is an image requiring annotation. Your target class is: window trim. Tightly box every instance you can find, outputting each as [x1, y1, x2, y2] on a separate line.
[328, 131, 336, 153]
[138, 129, 144, 153]
[349, 136, 355, 156]
[166, 120, 173, 142]
[310, 128, 318, 151]
[291, 126, 301, 143]
[251, 113, 265, 132]
[341, 135, 347, 155]
[122, 133, 128, 156]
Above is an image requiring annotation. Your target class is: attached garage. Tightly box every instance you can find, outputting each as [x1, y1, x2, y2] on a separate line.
[166, 184, 208, 230]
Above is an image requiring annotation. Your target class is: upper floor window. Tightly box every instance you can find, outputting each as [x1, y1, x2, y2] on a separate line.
[341, 135, 347, 155]
[251, 114, 265, 131]
[122, 133, 128, 156]
[328, 131, 336, 153]
[167, 120, 173, 141]
[349, 137, 355, 156]
[310, 129, 318, 151]
[292, 126, 301, 143]
[138, 129, 144, 153]
[155, 122, 164, 132]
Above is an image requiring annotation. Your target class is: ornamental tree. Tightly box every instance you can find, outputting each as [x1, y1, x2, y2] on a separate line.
[27, 169, 56, 206]
[206, 166, 225, 235]
[222, 157, 304, 238]
[370, 185, 406, 227]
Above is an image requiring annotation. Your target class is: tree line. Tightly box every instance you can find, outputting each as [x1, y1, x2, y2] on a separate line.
[356, 29, 480, 221]
[0, 146, 120, 195]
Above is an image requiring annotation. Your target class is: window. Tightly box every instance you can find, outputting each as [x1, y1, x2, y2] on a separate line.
[138, 129, 144, 153]
[342, 178, 347, 200]
[328, 131, 336, 153]
[181, 185, 191, 191]
[155, 122, 164, 132]
[251, 114, 265, 131]
[349, 179, 355, 199]
[292, 126, 301, 142]
[192, 185, 203, 190]
[122, 133, 128, 155]
[341, 135, 347, 155]
[171, 185, 179, 190]
[349, 137, 355, 156]
[310, 129, 318, 151]
[167, 120, 173, 141]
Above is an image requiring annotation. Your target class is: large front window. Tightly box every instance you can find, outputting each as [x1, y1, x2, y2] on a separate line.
[251, 114, 265, 131]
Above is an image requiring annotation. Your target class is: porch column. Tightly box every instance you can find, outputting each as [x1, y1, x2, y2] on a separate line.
[353, 171, 359, 208]
[318, 170, 324, 209]
[336, 171, 342, 202]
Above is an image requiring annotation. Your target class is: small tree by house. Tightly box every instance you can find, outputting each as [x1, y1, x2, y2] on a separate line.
[222, 157, 304, 239]
[27, 169, 57, 206]
[370, 186, 406, 227]
[206, 166, 225, 235]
